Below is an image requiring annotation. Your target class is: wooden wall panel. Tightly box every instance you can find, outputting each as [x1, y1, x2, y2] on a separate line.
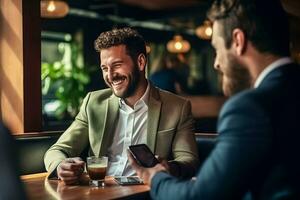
[185, 96, 226, 118]
[0, 0, 41, 133]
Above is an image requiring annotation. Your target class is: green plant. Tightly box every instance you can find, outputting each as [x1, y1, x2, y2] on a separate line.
[42, 42, 90, 119]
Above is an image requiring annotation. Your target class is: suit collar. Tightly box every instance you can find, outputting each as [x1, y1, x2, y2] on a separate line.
[98, 94, 119, 156]
[146, 84, 162, 152]
[254, 57, 293, 88]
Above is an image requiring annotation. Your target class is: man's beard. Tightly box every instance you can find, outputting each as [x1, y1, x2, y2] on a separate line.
[222, 56, 252, 97]
[112, 63, 140, 99]
[122, 65, 140, 98]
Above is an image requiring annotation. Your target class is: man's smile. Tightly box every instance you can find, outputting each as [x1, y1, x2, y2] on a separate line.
[112, 78, 125, 86]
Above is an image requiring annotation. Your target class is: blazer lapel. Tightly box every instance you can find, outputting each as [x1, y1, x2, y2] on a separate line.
[98, 94, 119, 156]
[147, 86, 162, 152]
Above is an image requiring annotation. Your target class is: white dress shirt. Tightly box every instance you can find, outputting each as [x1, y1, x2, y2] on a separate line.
[106, 83, 150, 176]
[254, 57, 293, 88]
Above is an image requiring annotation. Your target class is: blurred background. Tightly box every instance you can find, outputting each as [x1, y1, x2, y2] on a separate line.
[40, 0, 300, 132]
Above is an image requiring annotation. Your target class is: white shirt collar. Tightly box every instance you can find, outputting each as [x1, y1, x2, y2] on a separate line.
[254, 57, 293, 88]
[119, 81, 150, 109]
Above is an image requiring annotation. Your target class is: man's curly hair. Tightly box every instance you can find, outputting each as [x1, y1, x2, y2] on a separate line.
[94, 27, 146, 61]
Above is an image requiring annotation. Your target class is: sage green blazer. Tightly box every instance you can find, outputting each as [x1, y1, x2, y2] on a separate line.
[44, 84, 199, 177]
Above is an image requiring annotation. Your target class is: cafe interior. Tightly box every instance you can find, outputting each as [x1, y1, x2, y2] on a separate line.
[1, 0, 300, 199]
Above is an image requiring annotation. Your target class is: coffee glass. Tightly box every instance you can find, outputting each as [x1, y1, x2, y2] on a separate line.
[86, 156, 108, 187]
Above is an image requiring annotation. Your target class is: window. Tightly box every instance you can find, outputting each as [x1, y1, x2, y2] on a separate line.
[41, 31, 91, 130]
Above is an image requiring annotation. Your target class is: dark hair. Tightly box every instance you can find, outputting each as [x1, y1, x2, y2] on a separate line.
[207, 0, 290, 56]
[94, 27, 147, 61]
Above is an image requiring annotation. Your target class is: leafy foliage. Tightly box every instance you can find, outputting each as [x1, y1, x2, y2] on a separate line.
[42, 42, 90, 118]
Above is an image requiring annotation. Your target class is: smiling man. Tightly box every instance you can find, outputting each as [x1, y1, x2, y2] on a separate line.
[44, 27, 199, 185]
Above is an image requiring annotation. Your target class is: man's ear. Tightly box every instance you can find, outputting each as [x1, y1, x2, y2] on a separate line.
[137, 53, 147, 71]
[232, 28, 246, 55]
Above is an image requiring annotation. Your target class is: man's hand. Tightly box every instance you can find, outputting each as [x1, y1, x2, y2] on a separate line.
[57, 157, 85, 185]
[127, 151, 167, 185]
[155, 155, 171, 173]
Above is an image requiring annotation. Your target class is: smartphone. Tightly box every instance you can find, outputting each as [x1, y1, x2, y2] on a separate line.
[114, 176, 143, 185]
[128, 144, 159, 168]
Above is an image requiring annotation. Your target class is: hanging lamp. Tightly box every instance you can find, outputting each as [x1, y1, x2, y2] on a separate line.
[41, 0, 69, 18]
[195, 20, 212, 40]
[166, 35, 191, 53]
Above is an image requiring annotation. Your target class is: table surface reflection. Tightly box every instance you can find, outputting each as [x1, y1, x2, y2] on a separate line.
[21, 173, 150, 200]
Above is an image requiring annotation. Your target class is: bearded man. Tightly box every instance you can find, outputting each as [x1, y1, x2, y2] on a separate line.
[44, 27, 199, 185]
[129, 0, 300, 199]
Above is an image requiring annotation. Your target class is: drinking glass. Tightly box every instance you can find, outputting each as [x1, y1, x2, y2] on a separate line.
[86, 156, 108, 187]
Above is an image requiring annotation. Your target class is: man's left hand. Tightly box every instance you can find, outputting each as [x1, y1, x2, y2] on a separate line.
[127, 150, 167, 185]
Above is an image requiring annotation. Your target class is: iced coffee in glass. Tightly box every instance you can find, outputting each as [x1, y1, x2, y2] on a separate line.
[87, 156, 108, 187]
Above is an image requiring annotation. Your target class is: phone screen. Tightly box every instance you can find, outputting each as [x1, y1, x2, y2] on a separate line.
[114, 177, 143, 185]
[129, 144, 159, 168]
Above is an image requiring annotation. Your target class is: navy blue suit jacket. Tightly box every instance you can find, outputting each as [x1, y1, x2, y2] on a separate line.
[151, 63, 300, 200]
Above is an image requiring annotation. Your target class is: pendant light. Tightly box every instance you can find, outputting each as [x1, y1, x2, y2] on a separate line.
[41, 0, 69, 18]
[195, 20, 212, 40]
[167, 35, 191, 53]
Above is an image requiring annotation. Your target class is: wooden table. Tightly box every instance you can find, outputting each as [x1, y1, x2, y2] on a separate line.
[21, 173, 150, 200]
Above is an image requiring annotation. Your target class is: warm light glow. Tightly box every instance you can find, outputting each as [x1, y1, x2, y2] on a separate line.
[167, 35, 190, 53]
[174, 42, 183, 50]
[41, 0, 69, 18]
[205, 27, 213, 37]
[47, 1, 56, 12]
[195, 20, 212, 40]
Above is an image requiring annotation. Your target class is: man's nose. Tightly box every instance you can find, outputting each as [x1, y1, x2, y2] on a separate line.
[107, 68, 115, 82]
[213, 59, 220, 70]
